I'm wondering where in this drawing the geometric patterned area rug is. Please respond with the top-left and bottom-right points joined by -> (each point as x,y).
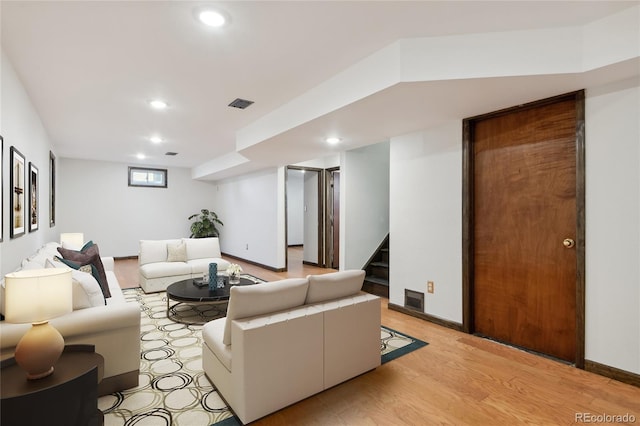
99,282 -> 428,426
381,326 -> 429,364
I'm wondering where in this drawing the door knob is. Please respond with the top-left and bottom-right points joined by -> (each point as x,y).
563,238 -> 575,249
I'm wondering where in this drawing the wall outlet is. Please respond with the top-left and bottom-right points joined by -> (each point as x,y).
245,243 -> 249,250
427,281 -> 434,294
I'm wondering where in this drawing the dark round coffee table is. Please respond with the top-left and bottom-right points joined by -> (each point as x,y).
166,276 -> 259,324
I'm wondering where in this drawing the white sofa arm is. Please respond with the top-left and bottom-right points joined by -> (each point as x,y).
1,302 -> 140,351
101,256 -> 115,271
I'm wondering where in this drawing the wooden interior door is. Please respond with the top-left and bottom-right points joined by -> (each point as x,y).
472,96 -> 579,362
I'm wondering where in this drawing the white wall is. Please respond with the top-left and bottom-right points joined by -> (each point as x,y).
214,168 -> 284,269
342,141 -> 390,270
389,121 -> 463,323
58,159 -> 216,257
286,170 -> 304,246
585,77 -> 639,374
1,51 -> 58,276
389,81 -> 640,375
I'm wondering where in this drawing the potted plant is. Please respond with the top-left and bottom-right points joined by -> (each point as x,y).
188,209 -> 223,238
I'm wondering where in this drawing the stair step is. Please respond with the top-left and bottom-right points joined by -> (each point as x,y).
380,248 -> 389,252
364,275 -> 389,287
370,261 -> 389,268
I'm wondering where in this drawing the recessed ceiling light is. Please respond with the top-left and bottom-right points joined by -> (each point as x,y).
149,136 -> 163,144
197,9 -> 226,27
326,137 -> 341,145
137,153 -> 146,160
149,100 -> 168,110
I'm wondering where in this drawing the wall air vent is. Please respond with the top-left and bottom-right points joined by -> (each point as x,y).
404,289 -> 424,312
165,152 -> 178,156
228,98 -> 254,109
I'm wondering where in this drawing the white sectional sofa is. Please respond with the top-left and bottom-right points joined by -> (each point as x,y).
202,270 -> 381,424
0,242 -> 141,395
138,237 -> 231,293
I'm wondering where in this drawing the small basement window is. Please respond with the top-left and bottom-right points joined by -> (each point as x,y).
128,167 -> 167,188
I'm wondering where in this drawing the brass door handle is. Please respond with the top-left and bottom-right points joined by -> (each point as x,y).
563,238 -> 575,249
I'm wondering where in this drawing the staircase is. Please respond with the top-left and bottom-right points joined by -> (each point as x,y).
362,235 -> 389,298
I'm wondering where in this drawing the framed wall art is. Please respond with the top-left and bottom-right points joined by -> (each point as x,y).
0,136 -> 3,242
29,162 -> 39,232
10,146 -> 26,238
49,151 -> 56,227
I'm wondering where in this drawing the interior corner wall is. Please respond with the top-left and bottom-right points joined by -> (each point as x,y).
342,141 -> 390,270
584,77 -> 639,374
389,121 -> 463,323
1,50 -> 58,276
214,168 -> 283,269
57,158 -> 216,257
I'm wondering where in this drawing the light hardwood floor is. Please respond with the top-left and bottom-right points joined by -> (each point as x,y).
114,249 -> 640,425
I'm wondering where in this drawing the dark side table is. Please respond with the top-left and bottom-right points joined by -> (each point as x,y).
1,344 -> 105,426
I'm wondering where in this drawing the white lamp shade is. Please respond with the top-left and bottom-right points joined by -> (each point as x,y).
5,269 -> 73,324
60,232 -> 84,250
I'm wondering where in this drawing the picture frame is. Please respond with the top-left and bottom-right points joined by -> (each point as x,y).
10,146 -> 26,238
49,151 -> 56,227
29,162 -> 39,232
0,136 -> 3,242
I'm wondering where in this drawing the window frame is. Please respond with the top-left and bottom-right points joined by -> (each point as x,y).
128,166 -> 168,188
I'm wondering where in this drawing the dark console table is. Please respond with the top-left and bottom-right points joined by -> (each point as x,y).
1,344 -> 104,426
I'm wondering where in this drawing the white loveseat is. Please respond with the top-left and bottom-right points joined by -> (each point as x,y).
0,242 -> 141,395
202,270 -> 381,424
138,237 -> 231,293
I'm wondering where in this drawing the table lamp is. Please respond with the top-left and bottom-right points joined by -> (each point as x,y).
4,268 -> 73,379
60,232 -> 84,250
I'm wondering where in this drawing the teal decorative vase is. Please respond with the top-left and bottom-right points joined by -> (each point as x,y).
208,263 -> 218,290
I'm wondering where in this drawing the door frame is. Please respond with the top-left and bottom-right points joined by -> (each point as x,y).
285,166 -> 324,269
461,90 -> 586,368
324,167 -> 340,269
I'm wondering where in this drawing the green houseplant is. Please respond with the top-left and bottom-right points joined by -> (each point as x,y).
188,209 -> 223,238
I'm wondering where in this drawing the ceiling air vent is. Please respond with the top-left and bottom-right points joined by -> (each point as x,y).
228,98 -> 254,109
165,152 -> 178,156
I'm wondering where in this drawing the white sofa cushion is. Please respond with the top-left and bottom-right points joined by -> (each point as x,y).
305,270 -> 365,304
139,239 -> 179,265
203,318 -> 232,371
223,278 -> 309,345
187,258 -> 231,275
45,258 -> 105,309
184,237 -> 221,261
71,269 -> 106,309
139,262 -> 191,279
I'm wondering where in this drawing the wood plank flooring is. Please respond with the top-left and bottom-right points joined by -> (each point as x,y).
114,248 -> 640,425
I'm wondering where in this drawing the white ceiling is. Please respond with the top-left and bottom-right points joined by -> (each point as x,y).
1,1 -> 637,180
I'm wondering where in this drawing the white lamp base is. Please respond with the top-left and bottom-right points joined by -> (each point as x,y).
15,321 -> 65,380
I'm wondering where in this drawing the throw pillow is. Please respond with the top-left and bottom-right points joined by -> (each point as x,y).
46,259 -> 106,308
167,242 -> 187,262
56,245 -> 111,298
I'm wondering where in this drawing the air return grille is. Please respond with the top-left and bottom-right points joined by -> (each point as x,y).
405,289 -> 424,312
228,98 -> 254,109
165,152 -> 178,156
